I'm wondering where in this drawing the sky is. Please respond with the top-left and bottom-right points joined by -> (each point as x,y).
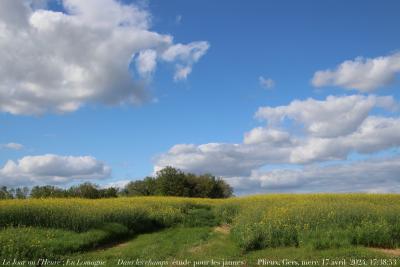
0,0 -> 400,194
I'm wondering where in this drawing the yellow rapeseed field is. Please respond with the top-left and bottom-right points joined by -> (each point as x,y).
1,194 -> 400,259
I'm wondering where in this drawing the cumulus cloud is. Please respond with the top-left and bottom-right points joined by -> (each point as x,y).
290,116 -> 400,163
256,95 -> 397,138
1,143 -> 24,150
136,49 -> 158,77
312,52 -> 400,92
161,42 -> 210,81
0,0 -> 209,115
155,143 -> 292,177
0,154 -> 111,187
259,76 -> 275,89
230,156 -> 400,194
154,95 -> 400,193
243,127 -> 291,145
155,115 -> 400,176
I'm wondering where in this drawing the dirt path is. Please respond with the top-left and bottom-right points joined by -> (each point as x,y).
188,225 -> 231,253
370,248 -> 400,257
213,224 -> 231,234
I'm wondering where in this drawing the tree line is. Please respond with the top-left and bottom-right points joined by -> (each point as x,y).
0,167 -> 233,199
0,183 -> 118,199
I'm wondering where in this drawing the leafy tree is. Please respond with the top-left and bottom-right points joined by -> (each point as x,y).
30,185 -> 65,198
67,182 -> 100,199
3,168 -> 233,200
122,177 -> 157,196
215,178 -> 233,198
99,187 -> 119,198
0,186 -> 14,199
122,167 -> 233,198
155,167 -> 187,196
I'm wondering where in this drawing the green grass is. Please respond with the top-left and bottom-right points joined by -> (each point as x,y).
71,227 -> 212,265
68,226 -> 395,267
0,202 -> 220,261
1,194 -> 400,266
0,223 -> 129,259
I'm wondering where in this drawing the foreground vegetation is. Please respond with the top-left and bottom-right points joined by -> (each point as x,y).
227,194 -> 400,251
0,194 -> 400,266
73,226 -> 388,267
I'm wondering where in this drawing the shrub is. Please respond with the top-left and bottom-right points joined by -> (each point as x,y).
351,220 -> 395,248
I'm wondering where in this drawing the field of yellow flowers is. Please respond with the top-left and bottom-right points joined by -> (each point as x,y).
0,194 -> 400,261
225,194 -> 400,251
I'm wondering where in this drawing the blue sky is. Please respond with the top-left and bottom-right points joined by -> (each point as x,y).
0,0 -> 399,193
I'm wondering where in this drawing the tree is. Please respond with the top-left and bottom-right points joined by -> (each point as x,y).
191,174 -> 233,198
99,187 -> 118,198
215,178 -> 233,198
3,168 -> 233,200
68,182 -> 100,199
155,167 -> 187,196
30,186 -> 65,198
0,186 -> 14,199
121,167 -> 233,198
122,177 -> 157,196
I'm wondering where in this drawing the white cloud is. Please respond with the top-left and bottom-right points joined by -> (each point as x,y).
290,116 -> 400,163
155,142 -> 292,177
2,143 -> 24,150
231,156 -> 400,194
259,76 -> 275,89
312,52 -> 400,92
0,0 -> 209,115
0,154 -> 111,187
174,65 -> 193,81
102,179 -> 130,189
256,95 -> 397,138
243,127 -> 291,145
154,95 -> 400,193
136,49 -> 157,77
161,42 -> 210,81
161,42 -> 209,63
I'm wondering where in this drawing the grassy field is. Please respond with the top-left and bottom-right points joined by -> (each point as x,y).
0,194 -> 400,266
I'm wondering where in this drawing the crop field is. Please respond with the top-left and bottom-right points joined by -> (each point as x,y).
0,194 -> 400,266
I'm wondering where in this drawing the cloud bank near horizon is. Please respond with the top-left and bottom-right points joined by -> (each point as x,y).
155,94 -> 400,194
0,154 -> 111,187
